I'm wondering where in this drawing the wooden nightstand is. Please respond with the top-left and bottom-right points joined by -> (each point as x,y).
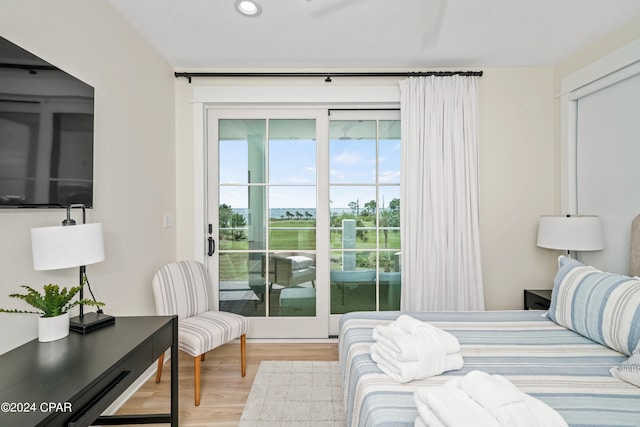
524,289 -> 552,310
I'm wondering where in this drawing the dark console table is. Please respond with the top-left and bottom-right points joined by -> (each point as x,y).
0,316 -> 178,427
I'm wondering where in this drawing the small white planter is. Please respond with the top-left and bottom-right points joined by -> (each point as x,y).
38,312 -> 70,342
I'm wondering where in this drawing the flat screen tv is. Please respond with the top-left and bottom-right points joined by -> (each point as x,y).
0,36 -> 94,208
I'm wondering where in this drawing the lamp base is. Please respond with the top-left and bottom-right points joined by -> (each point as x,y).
69,312 -> 115,334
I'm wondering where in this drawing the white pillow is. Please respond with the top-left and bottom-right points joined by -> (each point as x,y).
287,255 -> 313,270
611,349 -> 640,388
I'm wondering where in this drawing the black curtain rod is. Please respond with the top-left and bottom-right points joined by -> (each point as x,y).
174,70 -> 483,83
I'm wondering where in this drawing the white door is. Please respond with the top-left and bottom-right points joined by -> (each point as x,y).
207,108 -> 330,338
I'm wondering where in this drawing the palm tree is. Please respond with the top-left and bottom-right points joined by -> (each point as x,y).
364,200 -> 376,216
348,198 -> 360,217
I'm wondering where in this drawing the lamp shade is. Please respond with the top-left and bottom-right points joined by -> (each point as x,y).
31,223 -> 105,270
537,215 -> 604,251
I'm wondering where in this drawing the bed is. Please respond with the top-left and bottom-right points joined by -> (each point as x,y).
339,256 -> 640,426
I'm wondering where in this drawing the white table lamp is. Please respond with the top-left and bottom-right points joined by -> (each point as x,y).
537,214 -> 605,257
30,204 -> 114,333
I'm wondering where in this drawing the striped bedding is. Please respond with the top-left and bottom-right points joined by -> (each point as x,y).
339,310 -> 640,427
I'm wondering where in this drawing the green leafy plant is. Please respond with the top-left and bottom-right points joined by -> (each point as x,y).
0,284 -> 105,318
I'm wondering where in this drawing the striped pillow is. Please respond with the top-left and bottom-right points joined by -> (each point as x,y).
610,349 -> 640,387
548,256 -> 640,356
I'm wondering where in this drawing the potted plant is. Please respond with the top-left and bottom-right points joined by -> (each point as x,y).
0,284 -> 105,342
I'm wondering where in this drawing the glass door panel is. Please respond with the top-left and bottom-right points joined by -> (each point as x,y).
329,115 -> 402,317
209,110 -> 328,338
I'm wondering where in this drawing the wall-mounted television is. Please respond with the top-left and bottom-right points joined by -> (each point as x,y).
0,36 -> 94,208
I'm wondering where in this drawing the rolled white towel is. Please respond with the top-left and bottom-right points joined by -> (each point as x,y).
414,384 -> 500,427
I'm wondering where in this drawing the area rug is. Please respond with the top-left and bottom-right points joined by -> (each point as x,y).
239,360 -> 347,426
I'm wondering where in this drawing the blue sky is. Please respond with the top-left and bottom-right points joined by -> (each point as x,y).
218,119 -> 400,210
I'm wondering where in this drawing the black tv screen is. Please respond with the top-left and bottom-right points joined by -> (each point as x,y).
0,36 -> 94,208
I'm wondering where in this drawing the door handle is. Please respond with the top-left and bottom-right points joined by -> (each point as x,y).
208,237 -> 215,256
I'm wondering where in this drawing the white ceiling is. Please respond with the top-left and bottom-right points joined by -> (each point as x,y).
108,0 -> 640,70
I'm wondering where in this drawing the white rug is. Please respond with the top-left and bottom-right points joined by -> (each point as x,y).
239,361 -> 347,427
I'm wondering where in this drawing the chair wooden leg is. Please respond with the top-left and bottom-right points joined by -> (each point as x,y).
194,355 -> 201,406
240,334 -> 247,377
155,353 -> 164,383
201,353 -> 205,361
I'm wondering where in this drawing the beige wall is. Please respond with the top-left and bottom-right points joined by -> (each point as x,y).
478,68 -> 556,309
1,2 -> 636,320
173,69 -> 557,310
0,0 -> 176,318
555,16 -> 640,83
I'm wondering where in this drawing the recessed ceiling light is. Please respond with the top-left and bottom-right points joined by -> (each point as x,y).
235,0 -> 262,17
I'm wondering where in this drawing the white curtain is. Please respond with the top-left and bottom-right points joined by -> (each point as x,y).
399,76 -> 484,311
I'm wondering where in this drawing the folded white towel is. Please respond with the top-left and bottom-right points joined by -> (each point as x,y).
371,342 -> 463,383
414,416 -> 434,427
414,384 -> 500,427
371,316 -> 464,383
414,371 -> 568,427
372,319 -> 460,361
460,370 -> 568,427
395,314 -> 427,333
460,370 -> 525,415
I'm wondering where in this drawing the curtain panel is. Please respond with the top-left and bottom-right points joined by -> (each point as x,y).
399,76 -> 484,311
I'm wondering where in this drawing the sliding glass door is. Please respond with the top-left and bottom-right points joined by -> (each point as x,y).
206,108 -> 400,338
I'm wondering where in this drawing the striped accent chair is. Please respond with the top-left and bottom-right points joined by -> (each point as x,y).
152,260 -> 248,406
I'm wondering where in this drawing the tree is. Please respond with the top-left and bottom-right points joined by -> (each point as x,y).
389,198 -> 400,211
348,198 -> 360,217
218,204 -> 247,241
219,203 -> 233,229
230,213 -> 247,241
364,200 -> 376,216
379,198 -> 400,249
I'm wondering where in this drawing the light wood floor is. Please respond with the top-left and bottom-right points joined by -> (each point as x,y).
116,342 -> 339,426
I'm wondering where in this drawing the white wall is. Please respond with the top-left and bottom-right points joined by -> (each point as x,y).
552,16 -> 640,275
174,69 -> 557,310
0,0 -> 176,321
576,70 -> 640,273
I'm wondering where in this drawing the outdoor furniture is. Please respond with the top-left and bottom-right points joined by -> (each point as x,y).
263,252 -> 316,288
330,269 -> 376,304
279,287 -> 316,316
